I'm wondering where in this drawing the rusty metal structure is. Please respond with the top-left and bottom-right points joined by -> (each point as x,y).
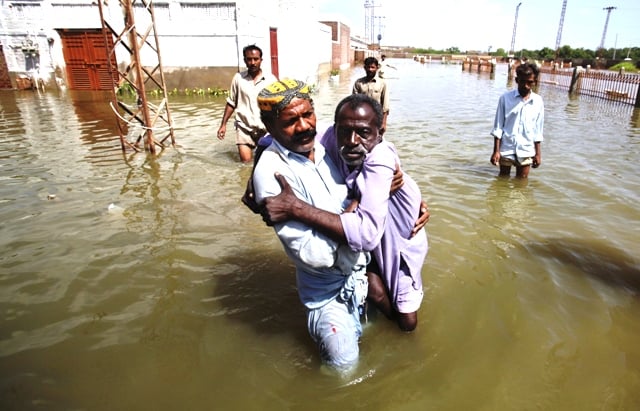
97,0 -> 175,154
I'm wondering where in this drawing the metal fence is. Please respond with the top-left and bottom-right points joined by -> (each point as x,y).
538,66 -> 640,107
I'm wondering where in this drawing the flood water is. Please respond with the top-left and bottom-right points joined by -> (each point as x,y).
1,60 -> 639,410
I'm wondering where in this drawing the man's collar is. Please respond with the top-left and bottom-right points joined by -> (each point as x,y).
241,70 -> 263,81
272,138 -> 324,163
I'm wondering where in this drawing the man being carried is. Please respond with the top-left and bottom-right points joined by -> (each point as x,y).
262,94 -> 429,332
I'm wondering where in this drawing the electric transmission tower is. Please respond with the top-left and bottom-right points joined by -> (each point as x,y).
97,0 -> 175,154
510,2 -> 522,56
598,6 -> 617,50
364,0 -> 378,45
554,0 -> 567,57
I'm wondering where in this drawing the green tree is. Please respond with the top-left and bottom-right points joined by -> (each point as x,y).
557,45 -> 573,59
519,49 -> 536,59
572,48 -> 595,59
539,47 -> 556,59
495,47 -> 507,57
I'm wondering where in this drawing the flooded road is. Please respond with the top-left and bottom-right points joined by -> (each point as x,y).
1,60 -> 639,410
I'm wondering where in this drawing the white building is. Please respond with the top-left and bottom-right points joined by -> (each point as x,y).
0,0 -> 336,90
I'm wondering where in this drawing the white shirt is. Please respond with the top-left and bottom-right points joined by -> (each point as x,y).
491,89 -> 544,158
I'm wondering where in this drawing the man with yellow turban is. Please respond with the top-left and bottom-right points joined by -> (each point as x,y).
252,79 -> 369,372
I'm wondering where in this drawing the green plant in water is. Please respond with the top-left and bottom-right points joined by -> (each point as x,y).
117,82 -> 136,96
148,86 -> 229,97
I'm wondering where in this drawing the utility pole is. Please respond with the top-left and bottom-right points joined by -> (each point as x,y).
598,6 -> 617,50
375,15 -> 385,50
364,0 -> 380,45
509,2 -> 522,56
554,0 -> 567,58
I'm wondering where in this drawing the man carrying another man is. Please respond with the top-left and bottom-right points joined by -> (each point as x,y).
252,79 -> 369,371
263,94 -> 428,332
251,79 -> 429,371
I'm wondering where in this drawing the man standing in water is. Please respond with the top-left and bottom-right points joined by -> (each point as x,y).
217,44 -> 277,163
490,62 -> 544,178
378,54 -> 397,79
252,79 -> 369,371
353,57 -> 389,134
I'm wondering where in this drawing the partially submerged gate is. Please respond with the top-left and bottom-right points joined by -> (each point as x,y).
57,29 -> 114,91
0,44 -> 14,89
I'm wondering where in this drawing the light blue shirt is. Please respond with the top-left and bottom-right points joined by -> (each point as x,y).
253,134 -> 368,310
491,89 -> 544,158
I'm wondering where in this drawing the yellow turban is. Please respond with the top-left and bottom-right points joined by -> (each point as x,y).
257,79 -> 311,114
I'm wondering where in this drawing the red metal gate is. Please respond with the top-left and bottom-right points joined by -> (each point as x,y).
0,44 -> 13,89
57,29 -> 115,91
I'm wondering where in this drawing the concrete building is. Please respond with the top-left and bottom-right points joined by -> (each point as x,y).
0,0 -> 352,91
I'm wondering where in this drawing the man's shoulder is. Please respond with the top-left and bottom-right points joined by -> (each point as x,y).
253,144 -> 284,179
234,71 -> 248,80
531,92 -> 544,104
261,73 -> 278,85
367,140 -> 398,167
499,89 -> 519,103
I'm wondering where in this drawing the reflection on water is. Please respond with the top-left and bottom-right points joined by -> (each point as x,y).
1,61 -> 640,410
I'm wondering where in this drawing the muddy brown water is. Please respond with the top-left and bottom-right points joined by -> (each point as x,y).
1,60 -> 639,410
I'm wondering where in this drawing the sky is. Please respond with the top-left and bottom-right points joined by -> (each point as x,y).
317,0 -> 640,52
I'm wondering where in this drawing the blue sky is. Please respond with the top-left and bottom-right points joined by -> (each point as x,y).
318,0 -> 640,52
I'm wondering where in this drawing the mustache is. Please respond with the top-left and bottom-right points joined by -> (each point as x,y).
293,129 -> 317,141
340,144 -> 368,156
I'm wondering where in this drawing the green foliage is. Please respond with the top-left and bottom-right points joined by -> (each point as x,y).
538,47 -> 556,60
164,87 -> 229,97
608,62 -> 639,73
116,82 -> 136,96
403,44 -> 638,62
494,48 -> 507,57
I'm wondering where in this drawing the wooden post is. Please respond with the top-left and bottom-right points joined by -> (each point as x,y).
635,82 -> 640,108
568,66 -> 579,94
